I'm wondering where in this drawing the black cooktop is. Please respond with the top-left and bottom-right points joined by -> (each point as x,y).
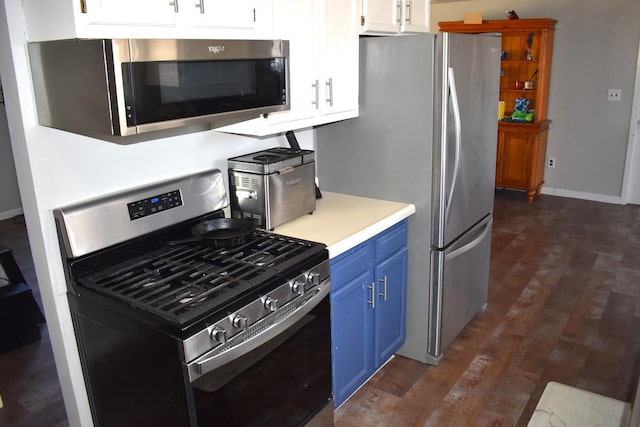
74,229 -> 327,330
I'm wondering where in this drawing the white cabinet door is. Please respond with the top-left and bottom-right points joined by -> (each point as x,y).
360,0 -> 399,34
319,0 -> 359,118
81,0 -> 177,26
182,0 -> 269,33
400,0 -> 429,33
359,0 -> 429,35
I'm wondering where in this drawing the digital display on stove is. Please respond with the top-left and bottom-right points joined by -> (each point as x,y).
127,190 -> 183,220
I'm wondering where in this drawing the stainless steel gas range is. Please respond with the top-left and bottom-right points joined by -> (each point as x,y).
54,169 -> 333,427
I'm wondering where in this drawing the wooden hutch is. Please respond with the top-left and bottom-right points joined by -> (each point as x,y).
439,18 -> 557,202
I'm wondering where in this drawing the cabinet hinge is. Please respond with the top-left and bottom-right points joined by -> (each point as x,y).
360,15 -> 365,26
79,0 -> 87,14
253,8 -> 256,22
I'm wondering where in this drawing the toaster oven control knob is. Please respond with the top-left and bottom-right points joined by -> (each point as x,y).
306,271 -> 321,285
232,314 -> 249,330
263,296 -> 279,312
291,280 -> 306,296
210,326 -> 227,344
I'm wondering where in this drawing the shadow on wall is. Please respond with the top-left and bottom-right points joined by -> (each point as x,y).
0,80 -> 22,220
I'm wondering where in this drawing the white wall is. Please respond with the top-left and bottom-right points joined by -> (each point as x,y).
431,0 -> 640,202
0,1 -> 313,425
0,102 -> 22,219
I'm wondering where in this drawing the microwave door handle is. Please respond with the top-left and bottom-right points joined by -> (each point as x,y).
445,66 -> 462,224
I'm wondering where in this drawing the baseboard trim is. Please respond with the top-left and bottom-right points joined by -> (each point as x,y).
0,208 -> 23,221
540,187 -> 622,205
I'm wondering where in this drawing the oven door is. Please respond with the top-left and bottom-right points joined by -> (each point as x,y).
187,285 -> 332,427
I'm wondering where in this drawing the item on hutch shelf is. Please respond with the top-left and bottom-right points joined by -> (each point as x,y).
506,10 -> 519,20
515,80 -> 525,90
28,39 -> 290,142
498,101 -> 506,120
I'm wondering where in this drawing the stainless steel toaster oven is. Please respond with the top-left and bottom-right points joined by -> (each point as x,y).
228,148 -> 316,230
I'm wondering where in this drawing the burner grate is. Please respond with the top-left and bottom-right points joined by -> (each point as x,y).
76,231 -> 326,326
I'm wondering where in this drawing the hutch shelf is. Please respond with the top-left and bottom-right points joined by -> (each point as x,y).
439,18 -> 557,202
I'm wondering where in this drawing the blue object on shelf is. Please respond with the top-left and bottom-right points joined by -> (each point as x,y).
514,97 -> 530,113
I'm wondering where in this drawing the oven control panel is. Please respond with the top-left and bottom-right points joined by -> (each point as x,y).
127,190 -> 183,220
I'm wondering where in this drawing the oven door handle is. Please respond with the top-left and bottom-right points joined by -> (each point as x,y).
187,280 -> 330,382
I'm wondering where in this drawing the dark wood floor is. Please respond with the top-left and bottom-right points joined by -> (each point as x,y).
0,215 -> 68,427
336,190 -> 640,426
1,190 -> 639,427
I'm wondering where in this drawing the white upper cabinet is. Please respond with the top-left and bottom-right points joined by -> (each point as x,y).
180,0 -> 266,32
217,0 -> 359,137
360,0 -> 429,35
24,0 -> 272,40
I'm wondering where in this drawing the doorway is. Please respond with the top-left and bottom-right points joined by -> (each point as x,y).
622,41 -> 640,205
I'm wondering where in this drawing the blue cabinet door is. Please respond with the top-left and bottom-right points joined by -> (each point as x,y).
330,219 -> 409,408
330,243 -> 374,408
374,248 -> 408,367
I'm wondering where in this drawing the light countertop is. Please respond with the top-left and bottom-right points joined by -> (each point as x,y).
273,192 -> 415,258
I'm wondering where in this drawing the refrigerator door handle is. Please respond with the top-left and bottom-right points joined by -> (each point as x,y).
445,66 -> 462,223
448,217 -> 492,262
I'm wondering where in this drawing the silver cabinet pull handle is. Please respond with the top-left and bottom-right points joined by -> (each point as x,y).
195,0 -> 204,13
405,1 -> 412,23
367,282 -> 375,308
311,80 -> 319,107
396,0 -> 401,24
379,276 -> 388,301
325,78 -> 334,107
169,0 -> 179,13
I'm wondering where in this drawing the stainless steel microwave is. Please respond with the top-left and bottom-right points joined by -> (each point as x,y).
28,39 -> 289,141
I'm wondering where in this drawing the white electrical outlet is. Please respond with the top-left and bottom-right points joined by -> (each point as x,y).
608,89 -> 622,101
548,157 -> 556,168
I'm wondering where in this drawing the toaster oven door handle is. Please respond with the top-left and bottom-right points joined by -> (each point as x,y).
187,280 -> 330,382
236,189 -> 257,199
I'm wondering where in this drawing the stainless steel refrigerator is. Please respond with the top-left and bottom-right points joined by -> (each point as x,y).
315,33 -> 501,365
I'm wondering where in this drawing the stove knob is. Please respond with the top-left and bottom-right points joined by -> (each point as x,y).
263,296 -> 279,312
232,314 -> 248,330
306,271 -> 321,285
210,326 -> 227,344
291,280 -> 306,296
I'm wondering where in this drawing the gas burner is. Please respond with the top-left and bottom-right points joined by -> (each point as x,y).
177,285 -> 210,307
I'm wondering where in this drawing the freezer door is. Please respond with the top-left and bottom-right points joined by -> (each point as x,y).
432,32 -> 501,248
428,214 -> 492,362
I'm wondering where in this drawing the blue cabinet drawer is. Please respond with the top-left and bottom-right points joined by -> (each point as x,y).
330,241 -> 373,293
375,219 -> 408,261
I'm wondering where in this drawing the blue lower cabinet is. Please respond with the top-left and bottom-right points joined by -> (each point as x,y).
330,220 -> 408,407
